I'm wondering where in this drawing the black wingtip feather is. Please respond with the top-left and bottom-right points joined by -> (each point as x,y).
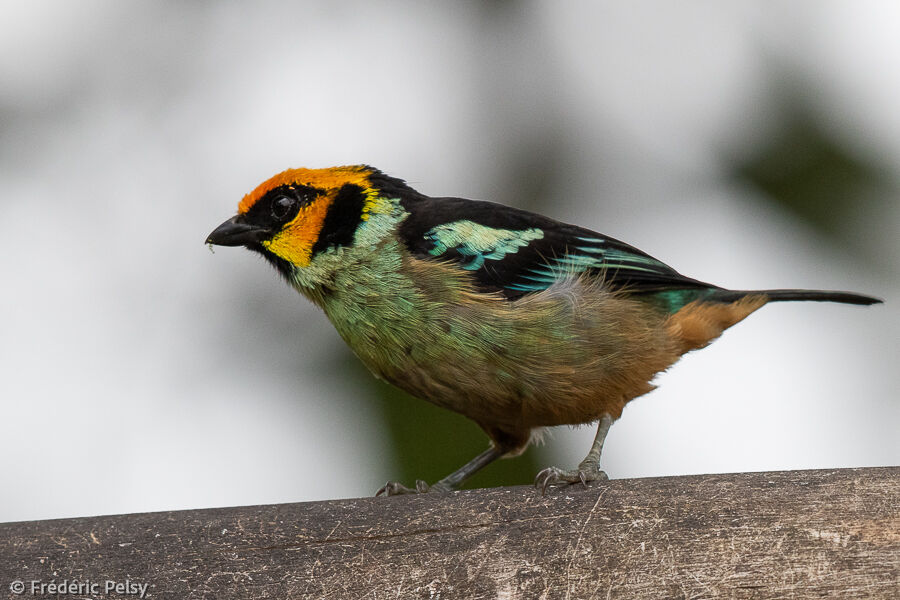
714,289 -> 883,306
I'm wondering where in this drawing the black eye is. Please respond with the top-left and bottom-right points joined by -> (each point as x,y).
271,196 -> 296,220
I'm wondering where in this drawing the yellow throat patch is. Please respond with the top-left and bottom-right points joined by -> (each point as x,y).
262,192 -> 334,267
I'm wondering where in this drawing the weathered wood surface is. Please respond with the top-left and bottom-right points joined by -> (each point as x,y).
1,467 -> 897,599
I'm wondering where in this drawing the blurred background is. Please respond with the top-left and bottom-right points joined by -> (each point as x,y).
1,1 -> 897,523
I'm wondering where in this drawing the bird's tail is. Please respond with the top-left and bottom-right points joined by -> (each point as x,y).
665,287 -> 881,353
710,289 -> 882,306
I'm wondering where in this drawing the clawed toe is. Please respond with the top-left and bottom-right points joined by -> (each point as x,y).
376,480 -> 422,496
534,466 -> 608,495
376,479 -> 451,497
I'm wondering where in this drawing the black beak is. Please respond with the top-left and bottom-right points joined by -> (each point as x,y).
206,216 -> 269,246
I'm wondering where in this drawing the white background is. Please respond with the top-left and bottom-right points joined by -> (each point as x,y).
1,1 -> 897,522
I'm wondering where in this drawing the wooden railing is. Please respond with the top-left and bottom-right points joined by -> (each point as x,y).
2,467 -> 897,599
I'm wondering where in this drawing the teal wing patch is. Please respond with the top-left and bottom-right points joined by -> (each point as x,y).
399,196 -> 715,301
505,235 -> 674,293
424,221 -> 544,271
420,221 -> 678,295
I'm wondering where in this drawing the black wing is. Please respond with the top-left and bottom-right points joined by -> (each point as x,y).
398,196 -> 715,300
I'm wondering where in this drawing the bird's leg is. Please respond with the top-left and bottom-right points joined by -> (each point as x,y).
376,446 -> 504,497
534,413 -> 614,494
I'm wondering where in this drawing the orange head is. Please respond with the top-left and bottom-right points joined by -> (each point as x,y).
206,165 -> 411,269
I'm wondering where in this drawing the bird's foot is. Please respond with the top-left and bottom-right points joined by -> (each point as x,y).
534,465 -> 608,495
375,480 -> 452,497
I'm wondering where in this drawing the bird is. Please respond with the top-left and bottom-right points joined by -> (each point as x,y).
206,165 -> 882,495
